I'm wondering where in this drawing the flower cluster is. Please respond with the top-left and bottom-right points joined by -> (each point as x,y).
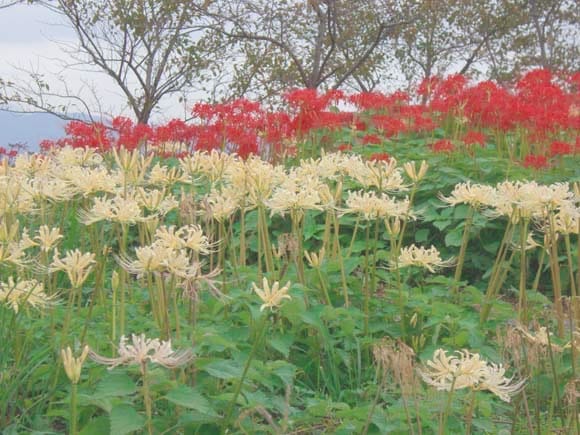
419,349 -> 525,402
89,334 -> 193,373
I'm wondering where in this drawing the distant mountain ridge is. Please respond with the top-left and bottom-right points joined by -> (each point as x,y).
0,111 -> 68,152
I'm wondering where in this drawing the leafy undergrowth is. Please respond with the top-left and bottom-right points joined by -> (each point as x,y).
1,119 -> 579,433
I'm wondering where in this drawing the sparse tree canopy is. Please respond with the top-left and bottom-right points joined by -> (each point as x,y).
1,0 -> 577,122
207,0 -> 412,99
4,0 -> 215,123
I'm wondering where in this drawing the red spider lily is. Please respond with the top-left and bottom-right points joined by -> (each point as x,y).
523,153 -> 549,169
428,74 -> 469,114
353,119 -> 368,131
549,141 -> 573,156
349,90 -> 409,112
63,121 -> 113,150
337,143 -> 352,152
284,88 -> 344,136
462,131 -> 486,147
412,116 -> 437,132
153,119 -> 197,146
311,111 -> 353,130
370,115 -> 407,137
361,134 -> 382,145
431,139 -> 454,153
369,152 -> 390,162
111,117 -> 153,150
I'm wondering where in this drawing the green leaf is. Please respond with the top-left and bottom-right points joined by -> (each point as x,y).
444,228 -> 463,247
94,372 -> 137,398
79,416 -> 109,435
109,404 -> 145,435
165,386 -> 217,416
414,228 -> 429,243
433,219 -> 452,231
268,334 -> 294,358
203,359 -> 243,379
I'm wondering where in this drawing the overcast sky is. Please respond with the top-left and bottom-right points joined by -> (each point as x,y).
0,3 -> 189,122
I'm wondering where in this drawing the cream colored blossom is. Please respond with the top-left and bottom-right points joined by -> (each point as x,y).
89,334 -> 193,373
304,247 -> 325,268
478,363 -> 526,402
61,345 -> 90,384
439,182 -> 496,208
112,147 -> 154,186
51,249 -> 96,287
418,349 -> 487,391
154,226 -> 185,250
178,225 -> 213,254
60,166 -> 117,196
202,186 -> 241,222
191,150 -> 236,184
252,277 -> 292,311
393,244 -> 454,273
0,242 -> 29,267
352,158 -> 406,192
0,175 -> 35,216
52,146 -> 103,168
488,181 -> 574,221
11,153 -> 52,177
266,175 -> 324,217
23,176 -> 76,202
34,225 -> 63,252
18,228 -> 37,250
403,160 -> 429,183
342,190 -> 412,220
0,277 -> 55,312
243,157 -> 286,206
553,203 -> 580,235
116,243 -> 171,275
147,162 -> 189,186
78,194 -> 148,225
136,187 -> 178,215
419,349 -> 525,402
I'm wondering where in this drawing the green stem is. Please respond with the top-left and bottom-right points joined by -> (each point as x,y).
518,219 -> 529,324
70,383 -> 78,435
564,234 -> 577,299
480,217 -> 515,323
258,205 -> 274,274
545,329 -> 566,428
361,369 -> 388,435
363,222 -> 371,335
316,267 -> 332,305
332,212 -> 349,307
141,364 -> 153,435
396,185 -> 418,255
347,215 -> 361,258
452,206 -> 474,297
439,377 -> 457,435
224,314 -> 268,428
464,388 -> 476,435
547,211 -> 564,337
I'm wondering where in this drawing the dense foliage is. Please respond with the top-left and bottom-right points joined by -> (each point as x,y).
0,69 -> 579,434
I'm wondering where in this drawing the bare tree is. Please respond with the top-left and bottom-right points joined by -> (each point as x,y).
207,0 -> 412,100
3,0 -> 215,123
487,0 -> 579,81
394,0 -> 521,86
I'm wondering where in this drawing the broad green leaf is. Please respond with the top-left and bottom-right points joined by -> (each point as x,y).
79,416 -> 110,435
414,228 -> 429,242
268,334 -> 293,358
165,385 -> 217,416
203,359 -> 244,379
94,373 -> 137,398
444,228 -> 463,247
109,404 -> 145,435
